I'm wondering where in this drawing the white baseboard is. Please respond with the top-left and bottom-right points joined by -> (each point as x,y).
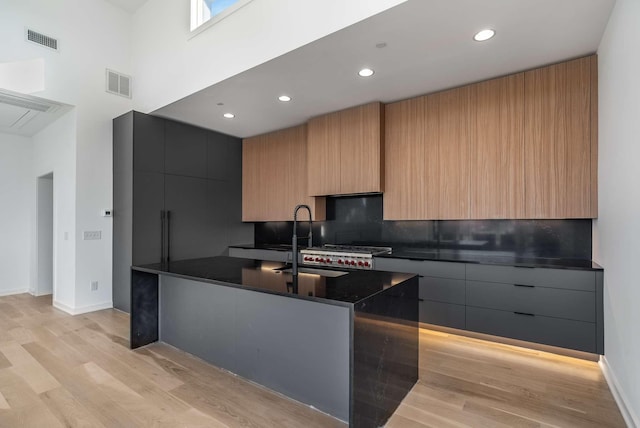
29,290 -> 53,297
53,300 -> 113,316
600,355 -> 639,428
0,288 -> 29,297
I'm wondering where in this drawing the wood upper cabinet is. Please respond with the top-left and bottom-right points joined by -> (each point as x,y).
307,112 -> 341,195
385,55 -> 597,220
524,55 -> 596,218
308,102 -> 383,196
384,97 -> 429,219
470,73 -> 525,218
436,86 -> 472,219
384,87 -> 470,220
242,125 -> 325,222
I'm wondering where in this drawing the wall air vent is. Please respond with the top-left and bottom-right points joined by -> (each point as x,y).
25,28 -> 58,51
106,69 -> 132,98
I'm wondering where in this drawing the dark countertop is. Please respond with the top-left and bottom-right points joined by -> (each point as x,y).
229,244 -> 603,271
132,256 -> 416,307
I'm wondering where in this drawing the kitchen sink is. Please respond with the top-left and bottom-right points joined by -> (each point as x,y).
274,267 -> 348,278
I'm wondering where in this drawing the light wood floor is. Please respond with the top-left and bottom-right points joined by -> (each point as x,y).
0,294 -> 626,427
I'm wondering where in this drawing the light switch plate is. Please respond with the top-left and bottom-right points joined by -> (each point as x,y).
83,231 -> 101,240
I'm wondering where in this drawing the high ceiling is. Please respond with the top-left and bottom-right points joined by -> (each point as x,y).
153,0 -> 615,138
105,0 -> 149,14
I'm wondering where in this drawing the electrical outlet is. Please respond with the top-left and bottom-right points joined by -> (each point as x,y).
90,281 -> 98,291
83,231 -> 102,240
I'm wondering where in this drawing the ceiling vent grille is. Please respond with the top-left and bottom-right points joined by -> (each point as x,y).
25,28 -> 58,51
106,69 -> 132,98
0,89 -> 60,113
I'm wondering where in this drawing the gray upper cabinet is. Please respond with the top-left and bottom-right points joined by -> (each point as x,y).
113,111 -> 253,313
133,112 -> 165,173
208,131 -> 240,181
165,121 -> 208,178
165,175 -> 210,261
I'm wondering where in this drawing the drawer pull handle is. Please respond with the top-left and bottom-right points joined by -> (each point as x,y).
514,265 -> 535,269
418,298 -> 425,302
514,284 -> 535,288
514,311 -> 535,317
418,275 -> 425,278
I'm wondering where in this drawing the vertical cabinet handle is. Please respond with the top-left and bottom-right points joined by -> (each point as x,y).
166,210 -> 171,264
160,210 -> 166,264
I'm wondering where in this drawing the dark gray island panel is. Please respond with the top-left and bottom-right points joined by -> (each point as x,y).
131,256 -> 418,427
159,274 -> 350,421
160,275 -> 237,372
234,288 -> 350,421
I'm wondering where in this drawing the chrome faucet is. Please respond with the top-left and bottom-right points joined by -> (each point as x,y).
292,205 -> 313,282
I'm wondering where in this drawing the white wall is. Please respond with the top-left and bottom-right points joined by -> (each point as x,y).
593,0 -> 640,425
0,133 -> 32,296
0,0 -> 133,312
31,110 -> 77,308
132,0 -> 407,113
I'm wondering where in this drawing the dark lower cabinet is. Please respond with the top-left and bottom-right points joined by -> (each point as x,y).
419,277 -> 465,304
466,306 -> 596,353
420,300 -> 465,329
466,280 -> 596,323
374,256 -> 604,354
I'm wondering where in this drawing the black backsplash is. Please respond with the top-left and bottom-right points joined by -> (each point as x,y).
254,195 -> 592,260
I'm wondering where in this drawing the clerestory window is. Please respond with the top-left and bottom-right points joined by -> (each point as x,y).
190,0 -> 254,33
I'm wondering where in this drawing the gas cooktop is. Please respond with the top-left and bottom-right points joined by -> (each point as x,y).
300,244 -> 392,270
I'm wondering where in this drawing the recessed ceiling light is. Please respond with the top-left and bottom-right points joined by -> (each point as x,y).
223,113 -> 235,119
473,29 -> 496,42
358,68 -> 375,77
278,95 -> 291,102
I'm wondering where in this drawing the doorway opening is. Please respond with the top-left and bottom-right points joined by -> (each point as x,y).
36,173 -> 53,297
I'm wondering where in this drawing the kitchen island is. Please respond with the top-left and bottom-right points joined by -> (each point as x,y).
131,256 -> 418,427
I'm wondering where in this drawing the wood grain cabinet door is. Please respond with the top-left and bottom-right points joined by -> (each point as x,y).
307,112 -> 341,196
524,55 -> 595,218
385,87 -> 472,220
384,96 -> 428,220
308,102 -> 383,196
339,102 -> 384,194
470,73 -> 525,219
434,86 -> 471,219
243,125 -> 325,221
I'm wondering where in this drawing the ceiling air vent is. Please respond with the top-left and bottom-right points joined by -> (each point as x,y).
0,89 -> 60,113
25,28 -> 58,51
106,69 -> 132,98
